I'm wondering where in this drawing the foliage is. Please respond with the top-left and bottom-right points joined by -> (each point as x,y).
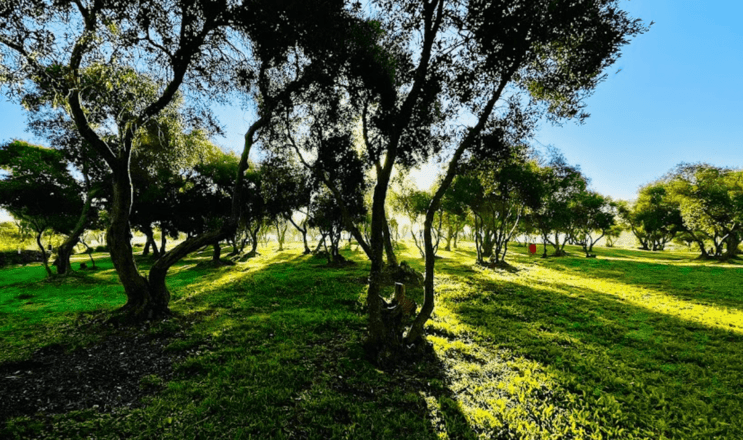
619,182 -> 684,251
0,221 -> 35,252
0,141 -> 83,234
570,192 -> 616,256
0,140 -> 85,275
530,152 -> 589,256
665,163 -> 743,258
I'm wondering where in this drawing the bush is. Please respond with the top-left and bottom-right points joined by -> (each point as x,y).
0,250 -> 45,268
93,245 -> 108,252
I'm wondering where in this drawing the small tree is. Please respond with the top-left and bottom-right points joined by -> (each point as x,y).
0,141 -> 82,276
604,224 -> 625,247
571,192 -> 615,257
666,163 -> 743,258
531,153 -> 588,257
619,182 -> 684,251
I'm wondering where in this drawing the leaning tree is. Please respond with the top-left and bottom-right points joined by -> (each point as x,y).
279,0 -> 646,361
1,0 -> 353,319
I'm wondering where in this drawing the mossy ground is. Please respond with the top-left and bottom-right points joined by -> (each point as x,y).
1,242 -> 741,439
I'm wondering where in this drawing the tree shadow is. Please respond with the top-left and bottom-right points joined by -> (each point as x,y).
537,250 -> 743,312
442,269 -> 743,438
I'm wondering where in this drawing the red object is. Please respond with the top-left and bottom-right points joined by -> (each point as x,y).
528,244 -> 537,255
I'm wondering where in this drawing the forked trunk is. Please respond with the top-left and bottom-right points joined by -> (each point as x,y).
143,225 -> 159,257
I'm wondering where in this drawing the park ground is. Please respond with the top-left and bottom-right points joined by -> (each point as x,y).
1,242 -> 742,439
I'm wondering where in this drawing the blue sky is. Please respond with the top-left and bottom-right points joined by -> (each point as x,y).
533,0 -> 743,200
2,0 -> 742,221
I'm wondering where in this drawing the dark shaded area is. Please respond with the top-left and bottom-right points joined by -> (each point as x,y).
0,326 -> 187,424
0,250 -> 45,268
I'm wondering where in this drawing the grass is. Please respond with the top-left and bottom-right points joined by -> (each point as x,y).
1,241 -> 742,439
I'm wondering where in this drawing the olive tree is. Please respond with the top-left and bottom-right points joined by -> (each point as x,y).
274,0 -> 645,361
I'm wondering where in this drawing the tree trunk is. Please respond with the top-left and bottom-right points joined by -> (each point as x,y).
301,229 -> 310,254
148,118 -> 265,300
248,224 -> 260,255
160,229 -> 167,254
213,240 -> 221,261
288,217 -> 311,254
725,232 -> 740,258
365,170 -> 394,357
227,235 -> 239,256
275,219 -> 289,252
108,166 -> 168,320
56,186 -> 96,275
383,214 -> 398,267
314,233 -> 327,253
36,229 -> 53,277
143,224 -> 159,257
444,226 -> 453,251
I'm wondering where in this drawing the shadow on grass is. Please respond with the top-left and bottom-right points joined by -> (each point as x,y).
441,263 -> 743,439
535,248 -> 743,312
0,245 -> 483,439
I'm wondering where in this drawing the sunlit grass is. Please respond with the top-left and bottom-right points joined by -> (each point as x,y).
1,241 -> 742,439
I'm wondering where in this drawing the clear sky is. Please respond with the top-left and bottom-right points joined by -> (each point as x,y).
2,0 -> 742,221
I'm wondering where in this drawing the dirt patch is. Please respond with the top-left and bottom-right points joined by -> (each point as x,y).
0,327 -> 187,424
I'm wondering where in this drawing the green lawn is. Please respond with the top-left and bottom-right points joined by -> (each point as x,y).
1,242 -> 741,439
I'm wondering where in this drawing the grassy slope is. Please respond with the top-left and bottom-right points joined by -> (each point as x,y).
1,243 -> 742,439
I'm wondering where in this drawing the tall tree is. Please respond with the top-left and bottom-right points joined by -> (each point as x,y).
1,0 -> 352,319
273,0 -> 645,360
1,0 -> 236,317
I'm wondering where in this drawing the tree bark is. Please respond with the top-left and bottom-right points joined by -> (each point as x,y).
160,229 -> 167,254
444,226 -> 453,251
107,165 -> 167,320
287,216 -> 311,254
142,224 -> 159,257
56,190 -> 95,275
725,232 -> 740,258
383,214 -> 398,267
212,240 -> 221,261
36,229 -> 53,277
148,117 -> 265,300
